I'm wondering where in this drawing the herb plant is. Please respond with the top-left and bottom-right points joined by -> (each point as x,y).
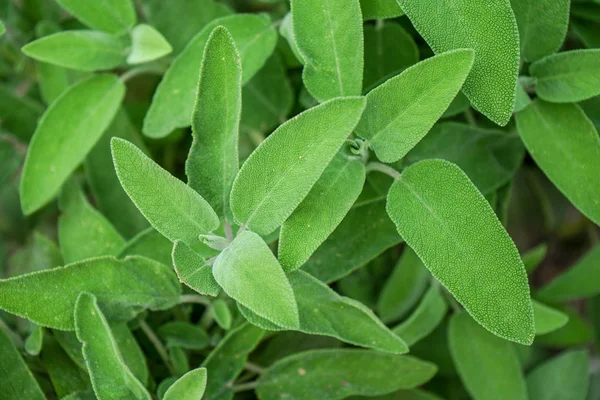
0,0 -> 599,399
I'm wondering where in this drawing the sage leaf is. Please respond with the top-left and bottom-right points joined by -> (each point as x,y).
257,349 -> 437,400
111,322 -> 150,386
20,74 -> 125,215
527,350 -> 589,400
231,96 -> 366,235
533,300 -> 569,335
127,24 -> 172,64
449,312 -> 528,400
22,31 -> 129,71
396,0 -> 520,125
74,293 -> 151,400
186,26 -> 241,222
163,368 -> 207,400
213,231 -> 299,329
523,243 -> 547,274
386,159 -> 534,344
515,100 -> 600,226
0,328 -> 45,400
536,306 -> 594,348
0,256 -> 181,330
143,14 -> 277,138
172,240 -> 221,297
360,0 -> 404,20
34,21 -> 70,105
55,0 -> 136,34
211,299 -> 232,330
24,324 -> 43,355
291,0 -> 363,101
41,337 -> 90,398
119,227 -> 173,266
111,138 -> 220,245
158,321 -> 209,350
356,49 -> 474,162
531,49 -> 600,103
279,151 -> 366,271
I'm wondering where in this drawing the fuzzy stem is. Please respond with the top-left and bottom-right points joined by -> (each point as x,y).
366,162 -> 401,179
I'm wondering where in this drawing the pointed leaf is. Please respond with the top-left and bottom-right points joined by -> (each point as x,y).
164,368 -> 207,400
172,240 -> 221,297
55,0 -> 136,34
127,24 -> 172,64
533,300 -> 569,335
523,243 -> 547,274
526,350 -> 589,400
0,328 -> 45,400
24,324 -> 43,356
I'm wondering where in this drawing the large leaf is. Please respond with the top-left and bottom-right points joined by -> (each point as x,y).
55,0 -> 136,34
515,100 -> 600,226
526,350 -> 589,400
356,49 -> 474,162
111,138 -> 220,245
396,0 -> 520,125
386,159 -> 534,344
164,368 -> 207,400
0,256 -> 180,330
172,240 -> 221,297
20,74 -> 124,215
230,96 -> 366,235
0,328 -> 45,400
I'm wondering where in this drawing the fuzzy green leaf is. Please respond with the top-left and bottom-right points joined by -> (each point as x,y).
526,350 -> 589,400
515,100 -> 600,226
386,159 -> 534,344
0,328 -> 45,400
360,0 -> 404,20
231,96 -> 366,235
211,299 -> 232,330
533,300 -> 569,335
55,0 -> 136,34
119,228 -> 173,266
158,321 -> 209,350
164,368 -> 207,400
172,240 -> 221,297
127,24 -> 172,64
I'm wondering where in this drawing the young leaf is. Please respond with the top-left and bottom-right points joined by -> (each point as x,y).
127,24 -> 172,64
211,299 -> 232,330
74,293 -> 151,400
279,151 -> 366,271
0,256 -> 181,330
172,240 -> 221,297
186,26 -> 241,222
449,312 -> 528,400
523,243 -> 547,274
0,328 -> 45,400
20,74 -> 124,215
22,31 -> 129,71
526,350 -> 589,400
158,321 -> 209,350
240,270 -> 408,354
356,49 -> 475,163
515,101 -> 600,226
510,0 -> 570,62
396,0 -> 520,125
533,300 -> 569,335
360,0 -> 404,20
143,14 -> 277,138
386,159 -> 534,344
291,0 -> 364,101
111,138 -> 220,245
213,231 -> 299,329
257,349 -> 437,400
24,324 -> 43,355
55,0 -> 136,34
230,96 -> 366,235
536,306 -> 593,348
163,368 -> 207,400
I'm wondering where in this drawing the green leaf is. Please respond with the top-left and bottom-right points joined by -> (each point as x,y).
74,292 -> 151,400
396,0 -> 520,125
41,337 -> 90,398
158,321 -> 209,350
213,231 -> 299,329
530,49 -> 600,103
386,159 -> 534,344
0,20 -> 4,36
127,24 -> 172,64
211,299 -> 232,330
533,300 -> 569,335
22,31 -> 129,71
111,322 -> 149,386
515,100 -> 600,226
7,231 -> 62,277
0,85 -> 43,141
360,0 -> 404,20
356,49 -> 474,162
119,228 -> 173,266
537,306 -> 593,348
240,270 -> 408,354
0,328 -> 45,400
523,243 -> 547,274
279,151 -> 366,271
449,312 -> 528,400
24,324 -> 43,355
526,350 -> 589,400
20,74 -> 125,215
537,246 -> 600,302
510,0 -> 569,62
186,26 -> 241,222
163,368 -> 207,400
291,0 -> 364,101
143,14 -> 277,138
55,0 -> 136,34
172,240 -> 221,296
231,96 -> 366,235
34,21 -> 71,105
111,138 -> 220,245
279,13 -> 304,65
257,349 -> 437,400
0,256 -> 181,330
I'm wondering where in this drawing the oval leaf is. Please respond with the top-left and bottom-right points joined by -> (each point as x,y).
55,0 -> 136,34
533,300 -> 569,335
127,24 -> 172,64
164,368 -> 207,400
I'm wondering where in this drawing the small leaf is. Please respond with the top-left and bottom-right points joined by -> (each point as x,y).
526,350 -> 589,400
256,349 -> 437,400
531,50 -> 600,103
111,138 -> 220,245
172,240 -> 221,297
158,321 -> 209,350
74,293 -> 151,400
211,299 -> 232,330
55,0 -> 136,34
533,300 -> 569,335
213,231 -> 299,329
20,74 -> 125,214
386,159 -> 534,344
291,0 -> 364,101
515,100 -> 600,226
0,256 -> 181,330
163,368 -> 207,400
0,328 -> 45,400
522,243 -> 547,274
127,24 -> 172,64
360,0 -> 404,20
231,96 -> 366,235
449,312 -> 528,400
24,324 -> 43,356
536,306 -> 593,348
279,151 -> 366,271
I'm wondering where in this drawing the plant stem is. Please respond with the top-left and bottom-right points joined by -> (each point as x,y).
244,361 -> 265,375
179,294 -> 211,306
224,222 -> 233,242
138,320 -> 176,375
366,162 -> 401,179
233,380 -> 259,393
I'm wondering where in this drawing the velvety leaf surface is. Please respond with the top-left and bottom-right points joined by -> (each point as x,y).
127,24 -> 172,64
526,350 -> 589,400
0,328 -> 45,400
163,368 -> 207,400
533,300 -> 569,335
360,0 -> 404,20
118,228 -> 173,266
55,0 -> 136,34
110,322 -> 149,386
172,240 -> 221,296
158,321 -> 209,350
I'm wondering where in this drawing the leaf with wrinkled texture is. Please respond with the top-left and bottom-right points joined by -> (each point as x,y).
127,24 -> 172,64
533,300 -> 569,335
55,0 -> 136,34
526,350 -> 589,400
164,368 -> 207,400
172,240 -> 221,297
0,328 -> 45,400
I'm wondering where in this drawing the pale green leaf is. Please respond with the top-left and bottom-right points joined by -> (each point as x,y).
279,13 -> 303,64
24,324 -> 43,355
523,243 -> 547,274
211,299 -> 232,330
34,21 -> 70,105
55,0 -> 136,34
536,306 -> 593,348
533,300 -> 569,335
172,240 -> 221,297
127,24 -> 172,64
386,159 -> 534,344
164,368 -> 207,400
158,321 -> 209,350
360,0 -> 404,20
514,79 -> 532,112
356,49 -> 474,162
527,350 -> 589,400
0,328 -> 45,400
396,0 -> 520,125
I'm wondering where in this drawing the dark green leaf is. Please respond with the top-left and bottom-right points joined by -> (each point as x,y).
0,328 -> 45,400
